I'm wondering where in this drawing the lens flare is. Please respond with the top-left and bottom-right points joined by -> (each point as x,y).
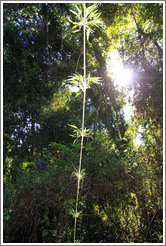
107,49 -> 132,88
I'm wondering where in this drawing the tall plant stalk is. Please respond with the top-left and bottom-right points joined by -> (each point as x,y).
68,4 -> 102,242
73,6 -> 86,243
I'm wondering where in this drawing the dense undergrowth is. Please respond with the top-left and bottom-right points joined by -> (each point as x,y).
3,2 -> 163,243
4,134 -> 163,243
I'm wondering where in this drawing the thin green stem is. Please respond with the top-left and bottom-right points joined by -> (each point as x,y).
73,181 -> 80,242
73,4 -> 86,243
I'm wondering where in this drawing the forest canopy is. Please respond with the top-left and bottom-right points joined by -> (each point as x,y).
3,2 -> 163,243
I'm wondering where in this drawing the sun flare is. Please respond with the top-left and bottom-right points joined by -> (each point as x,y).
114,67 -> 132,87
107,49 -> 132,88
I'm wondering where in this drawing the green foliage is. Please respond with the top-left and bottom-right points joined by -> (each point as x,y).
3,2 -> 163,244
3,133 -> 163,242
